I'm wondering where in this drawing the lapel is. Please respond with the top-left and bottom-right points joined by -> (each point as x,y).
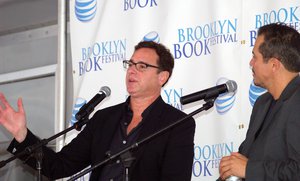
90,104 -> 124,180
262,76 -> 300,136
138,97 -> 165,141
256,99 -> 282,139
130,96 -> 165,166
95,104 -> 124,162
250,96 -> 273,142
244,76 -> 300,156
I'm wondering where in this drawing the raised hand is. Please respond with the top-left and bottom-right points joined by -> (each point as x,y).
0,93 -> 27,142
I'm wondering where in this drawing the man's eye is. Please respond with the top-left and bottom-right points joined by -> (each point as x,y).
139,64 -> 147,69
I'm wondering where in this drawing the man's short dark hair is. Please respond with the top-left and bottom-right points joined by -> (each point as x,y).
135,41 -> 174,86
257,23 -> 300,72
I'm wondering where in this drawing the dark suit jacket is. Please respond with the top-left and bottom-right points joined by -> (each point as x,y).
239,76 -> 300,181
8,96 -> 195,181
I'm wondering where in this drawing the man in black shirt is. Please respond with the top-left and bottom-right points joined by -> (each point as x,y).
0,41 -> 195,181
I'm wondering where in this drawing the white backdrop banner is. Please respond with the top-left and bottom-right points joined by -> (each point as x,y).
69,0 -> 300,180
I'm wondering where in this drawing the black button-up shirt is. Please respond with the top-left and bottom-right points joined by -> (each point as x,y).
99,97 -> 155,181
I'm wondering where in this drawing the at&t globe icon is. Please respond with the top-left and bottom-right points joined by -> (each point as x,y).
70,97 -> 87,125
215,78 -> 236,114
143,31 -> 160,43
249,80 -> 267,106
75,0 -> 97,22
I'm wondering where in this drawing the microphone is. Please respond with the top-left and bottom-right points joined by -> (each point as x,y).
75,86 -> 111,121
180,80 -> 237,105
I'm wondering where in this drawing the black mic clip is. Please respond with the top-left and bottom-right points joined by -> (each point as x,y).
203,88 -> 219,103
74,86 -> 111,131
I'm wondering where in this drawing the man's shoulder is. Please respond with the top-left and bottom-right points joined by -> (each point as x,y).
92,101 -> 125,118
155,97 -> 186,115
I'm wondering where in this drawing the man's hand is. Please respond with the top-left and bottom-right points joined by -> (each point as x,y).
219,152 -> 248,180
0,93 -> 27,142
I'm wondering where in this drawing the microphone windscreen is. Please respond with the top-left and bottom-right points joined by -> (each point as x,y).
100,86 -> 111,97
226,80 -> 237,93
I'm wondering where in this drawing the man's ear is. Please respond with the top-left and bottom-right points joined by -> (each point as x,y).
270,57 -> 281,72
158,71 -> 170,86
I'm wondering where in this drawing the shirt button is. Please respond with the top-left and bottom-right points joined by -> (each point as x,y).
123,140 -> 126,144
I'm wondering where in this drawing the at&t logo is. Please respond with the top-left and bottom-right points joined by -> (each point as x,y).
75,0 -> 97,22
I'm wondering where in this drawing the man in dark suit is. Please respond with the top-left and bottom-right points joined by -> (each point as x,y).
219,23 -> 300,180
0,41 -> 195,180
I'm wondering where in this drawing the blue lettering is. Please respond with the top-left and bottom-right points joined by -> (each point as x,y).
263,12 -> 268,25
194,146 -> 201,160
268,10 -> 277,23
173,44 -> 182,59
204,39 -> 211,55
124,0 -> 157,11
183,42 -> 193,58
203,24 -> 210,38
79,61 -> 84,76
255,6 -> 300,29
192,160 -> 212,177
212,144 -> 220,159
93,56 -> 102,71
178,29 -> 185,42
225,142 -> 234,154
93,43 -> 101,56
173,40 -> 210,59
211,159 -> 220,169
81,40 -> 126,61
85,58 -> 92,73
202,145 -> 211,160
173,89 -> 182,102
176,19 -> 237,43
163,88 -> 182,103
227,19 -> 237,33
203,160 -> 212,176
290,6 -> 299,21
218,20 -> 227,34
194,40 -> 203,56
118,40 -> 126,53
101,42 -> 109,55
78,57 -> 102,76
82,48 -> 88,60
278,8 -> 288,22
249,30 -> 257,47
163,89 -> 172,103
193,161 -> 202,177
169,102 -> 183,110
187,28 -> 195,41
194,143 -> 234,160
255,15 -> 262,29
194,26 -> 203,40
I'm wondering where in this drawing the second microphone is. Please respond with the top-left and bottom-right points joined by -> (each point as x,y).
180,80 -> 237,105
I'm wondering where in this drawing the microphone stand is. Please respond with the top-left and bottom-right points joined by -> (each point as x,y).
34,146 -> 43,181
120,151 -> 135,181
67,98 -> 216,181
0,116 -> 90,181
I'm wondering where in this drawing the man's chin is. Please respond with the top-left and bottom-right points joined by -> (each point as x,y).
253,81 -> 260,87
253,80 -> 265,88
252,78 -> 259,85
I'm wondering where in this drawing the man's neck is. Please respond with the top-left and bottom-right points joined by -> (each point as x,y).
269,73 -> 298,100
130,94 -> 160,115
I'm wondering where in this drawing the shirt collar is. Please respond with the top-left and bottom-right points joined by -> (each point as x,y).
124,96 -> 162,119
